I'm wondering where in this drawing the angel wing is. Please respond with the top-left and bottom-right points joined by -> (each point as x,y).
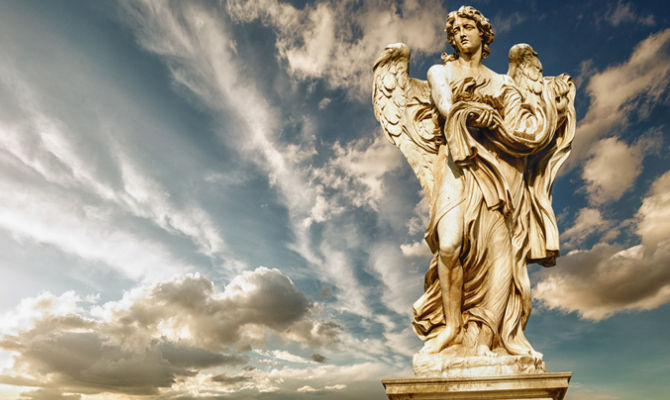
507,43 -> 544,104
506,43 -> 577,266
372,43 -> 444,200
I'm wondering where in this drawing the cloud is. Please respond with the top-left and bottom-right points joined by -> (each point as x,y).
211,373 -> 252,385
580,135 -> 660,205
0,21 -> 243,282
0,158 -> 189,282
325,384 -> 347,390
118,0 -> 382,321
400,240 -> 431,259
406,196 -> 430,235
492,11 -> 526,34
534,170 -> 670,320
17,389 -> 81,400
566,28 -> 670,171
603,1 -> 656,27
311,135 -> 403,212
318,98 -> 332,110
226,0 -> 448,100
637,169 -> 670,252
296,385 -> 318,392
560,208 -> 614,249
0,269 -> 337,396
369,242 -> 424,317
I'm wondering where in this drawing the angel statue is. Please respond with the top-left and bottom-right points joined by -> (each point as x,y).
372,6 -> 575,376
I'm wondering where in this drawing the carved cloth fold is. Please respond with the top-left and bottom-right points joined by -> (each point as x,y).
412,80 -> 576,355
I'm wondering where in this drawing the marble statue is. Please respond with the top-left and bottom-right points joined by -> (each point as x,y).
372,5 -> 575,377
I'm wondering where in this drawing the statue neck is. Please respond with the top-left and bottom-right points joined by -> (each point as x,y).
456,49 -> 483,69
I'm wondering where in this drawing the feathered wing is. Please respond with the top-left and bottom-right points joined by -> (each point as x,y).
506,43 -> 576,266
372,43 -> 444,201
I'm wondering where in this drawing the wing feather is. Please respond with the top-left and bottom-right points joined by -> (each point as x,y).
372,43 -> 444,200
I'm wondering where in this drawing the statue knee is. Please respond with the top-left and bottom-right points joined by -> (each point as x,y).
438,240 -> 460,267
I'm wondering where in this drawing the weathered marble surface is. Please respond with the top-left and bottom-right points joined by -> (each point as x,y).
372,5 -> 575,377
382,373 -> 571,400
413,353 -> 545,378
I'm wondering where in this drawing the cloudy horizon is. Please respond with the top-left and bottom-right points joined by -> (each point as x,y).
0,1 -> 669,399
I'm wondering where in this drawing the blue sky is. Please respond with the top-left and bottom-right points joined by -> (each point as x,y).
0,0 -> 668,399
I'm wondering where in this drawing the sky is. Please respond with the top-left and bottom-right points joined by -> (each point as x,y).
0,0 -> 668,399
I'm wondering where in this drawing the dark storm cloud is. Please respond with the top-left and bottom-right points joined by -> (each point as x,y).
158,341 -> 248,368
0,268 -> 338,395
2,328 -> 191,394
211,373 -> 252,385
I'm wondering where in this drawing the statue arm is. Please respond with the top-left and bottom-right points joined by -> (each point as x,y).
428,65 -> 453,118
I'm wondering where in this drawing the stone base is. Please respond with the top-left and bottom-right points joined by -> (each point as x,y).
413,353 -> 545,378
382,372 -> 571,400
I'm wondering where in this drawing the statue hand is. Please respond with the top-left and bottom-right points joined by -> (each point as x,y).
469,107 -> 499,130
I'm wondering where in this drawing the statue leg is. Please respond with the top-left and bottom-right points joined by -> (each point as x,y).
466,211 -> 513,356
420,203 -> 464,354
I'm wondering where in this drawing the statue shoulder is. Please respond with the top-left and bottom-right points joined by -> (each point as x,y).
427,64 -> 448,83
428,63 -> 460,90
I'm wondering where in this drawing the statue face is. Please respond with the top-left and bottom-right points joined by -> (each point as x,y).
451,16 -> 482,55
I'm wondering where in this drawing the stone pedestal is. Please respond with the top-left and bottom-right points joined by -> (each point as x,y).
413,353 -> 545,378
382,372 -> 571,400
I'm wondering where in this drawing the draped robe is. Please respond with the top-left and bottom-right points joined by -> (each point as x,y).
412,74 -> 575,356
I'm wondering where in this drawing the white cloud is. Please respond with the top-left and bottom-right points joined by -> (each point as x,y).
604,1 -> 656,27
581,133 -> 662,205
118,0 -> 377,321
0,163 -> 189,282
0,35 -> 238,281
534,170 -> 670,320
296,385 -> 317,392
406,196 -> 430,235
637,169 -> 670,253
581,138 -> 641,205
125,1 -> 416,325
312,135 -> 403,212
269,350 -> 312,364
566,28 -> 670,171
369,242 -> 423,317
400,240 -> 431,259
318,98 -> 332,110
117,155 -> 225,257
226,0 -> 448,99
325,384 -> 347,390
560,208 -> 613,250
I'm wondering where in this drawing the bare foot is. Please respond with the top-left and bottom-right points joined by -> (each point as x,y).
419,326 -> 463,354
475,344 -> 497,357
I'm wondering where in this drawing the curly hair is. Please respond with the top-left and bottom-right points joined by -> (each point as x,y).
442,6 -> 495,63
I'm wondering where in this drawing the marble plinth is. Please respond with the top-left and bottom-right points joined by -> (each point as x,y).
413,353 -> 545,378
382,372 -> 571,400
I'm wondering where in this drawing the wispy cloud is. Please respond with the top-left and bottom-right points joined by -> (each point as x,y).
116,0 -> 424,328
226,0 -> 448,100
492,11 -> 526,34
603,1 -> 656,27
0,23 -> 242,282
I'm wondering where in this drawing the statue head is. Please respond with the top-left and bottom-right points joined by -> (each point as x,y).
443,6 -> 494,62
